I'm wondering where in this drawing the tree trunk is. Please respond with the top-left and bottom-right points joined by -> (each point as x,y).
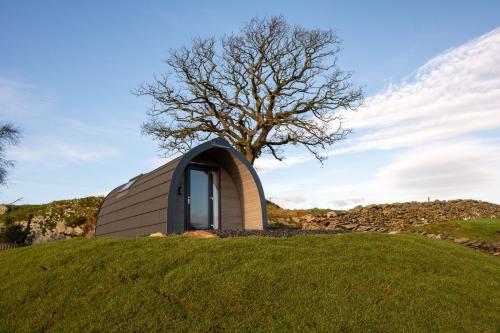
245,150 -> 255,165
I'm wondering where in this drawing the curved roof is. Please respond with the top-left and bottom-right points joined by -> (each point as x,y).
96,138 -> 267,236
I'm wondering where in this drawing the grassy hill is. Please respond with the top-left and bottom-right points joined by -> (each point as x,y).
1,234 -> 499,332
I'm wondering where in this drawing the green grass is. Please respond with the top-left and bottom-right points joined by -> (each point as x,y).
266,200 -> 339,219
0,234 -> 499,332
416,218 -> 500,241
0,204 -> 44,222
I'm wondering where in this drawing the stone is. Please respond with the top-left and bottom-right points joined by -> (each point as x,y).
339,223 -> 357,230
302,222 -> 322,230
149,232 -> 166,238
355,225 -> 371,232
325,211 -> 338,218
326,222 -> 339,229
0,205 -> 8,215
453,237 -> 469,244
182,230 -> 218,239
55,221 -> 66,234
302,214 -> 317,223
73,226 -> 84,236
329,199 -> 500,231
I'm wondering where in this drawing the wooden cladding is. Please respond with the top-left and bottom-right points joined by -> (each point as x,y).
96,138 -> 266,237
96,158 -> 181,236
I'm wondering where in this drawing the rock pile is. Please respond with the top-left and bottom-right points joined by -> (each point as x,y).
301,200 -> 500,231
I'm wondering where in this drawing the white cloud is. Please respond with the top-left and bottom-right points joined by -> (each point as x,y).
269,196 -> 307,207
331,198 -> 365,208
254,154 -> 312,173
376,139 -> 500,199
146,155 -> 179,170
258,27 -> 500,171
338,27 -> 500,153
264,27 -> 500,207
62,118 -> 137,137
10,142 -> 120,165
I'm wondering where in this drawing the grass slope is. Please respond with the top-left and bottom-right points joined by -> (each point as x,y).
1,234 -> 499,332
417,218 -> 500,241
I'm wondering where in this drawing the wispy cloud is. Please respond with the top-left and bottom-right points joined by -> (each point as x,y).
255,154 -> 311,173
376,139 -> 500,198
0,77 -> 52,118
257,27 -> 500,174
62,118 -> 138,137
331,198 -> 365,208
338,27 -> 500,153
263,27 -> 500,207
11,142 -> 120,165
0,78 -> 31,116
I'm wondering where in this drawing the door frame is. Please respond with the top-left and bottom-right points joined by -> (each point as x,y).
184,164 -> 220,231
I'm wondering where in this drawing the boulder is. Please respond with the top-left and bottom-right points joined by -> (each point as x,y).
301,222 -> 322,230
0,205 -> 9,215
149,232 -> 166,238
325,211 -> 338,219
302,214 -> 317,223
453,237 -> 469,244
55,221 -> 66,234
339,223 -> 357,230
183,230 -> 218,239
73,226 -> 84,236
356,225 -> 372,232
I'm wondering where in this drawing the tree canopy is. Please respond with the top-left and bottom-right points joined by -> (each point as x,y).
0,123 -> 21,185
138,16 -> 363,164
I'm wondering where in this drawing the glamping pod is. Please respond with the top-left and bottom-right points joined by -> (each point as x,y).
96,138 -> 267,236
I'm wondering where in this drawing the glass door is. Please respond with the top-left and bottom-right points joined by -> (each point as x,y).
186,166 -> 219,230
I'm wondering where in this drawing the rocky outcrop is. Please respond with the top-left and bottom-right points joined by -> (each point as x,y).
0,197 -> 103,244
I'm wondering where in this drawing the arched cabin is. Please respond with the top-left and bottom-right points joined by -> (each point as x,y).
96,138 -> 267,236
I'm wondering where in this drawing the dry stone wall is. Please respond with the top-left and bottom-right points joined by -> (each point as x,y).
296,199 -> 500,256
300,200 -> 500,231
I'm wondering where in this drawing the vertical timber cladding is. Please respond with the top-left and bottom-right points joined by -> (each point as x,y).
166,138 -> 267,233
96,138 -> 267,237
221,151 -> 264,230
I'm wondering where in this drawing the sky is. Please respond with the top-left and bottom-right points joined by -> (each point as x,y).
1,0 -> 499,208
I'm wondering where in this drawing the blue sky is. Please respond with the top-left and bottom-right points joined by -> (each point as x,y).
1,1 -> 500,208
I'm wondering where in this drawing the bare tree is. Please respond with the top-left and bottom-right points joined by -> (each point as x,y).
137,16 -> 363,164
0,123 -> 21,185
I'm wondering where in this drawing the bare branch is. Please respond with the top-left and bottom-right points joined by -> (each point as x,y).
136,16 -> 363,164
0,123 -> 21,186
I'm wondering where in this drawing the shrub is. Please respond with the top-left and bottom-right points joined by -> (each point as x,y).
0,216 -> 34,245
